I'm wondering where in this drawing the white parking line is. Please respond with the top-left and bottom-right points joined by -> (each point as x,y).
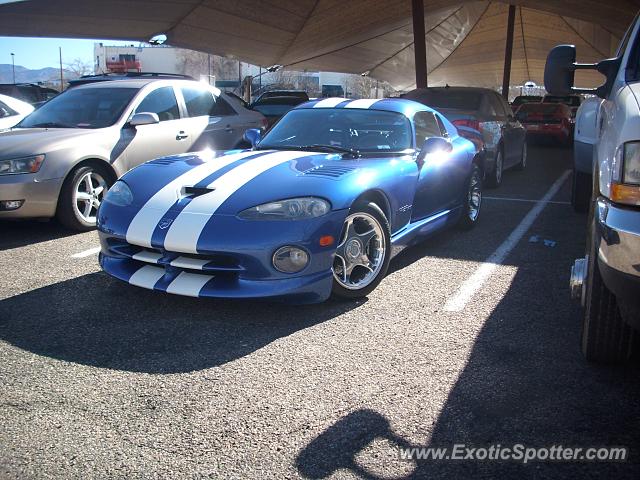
71,246 -> 101,258
444,170 -> 571,312
484,196 -> 570,205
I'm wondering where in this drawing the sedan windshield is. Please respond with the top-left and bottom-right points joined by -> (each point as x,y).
258,108 -> 412,153
18,87 -> 139,129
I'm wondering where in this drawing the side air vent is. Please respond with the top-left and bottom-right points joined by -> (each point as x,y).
147,157 -> 183,166
301,165 -> 357,178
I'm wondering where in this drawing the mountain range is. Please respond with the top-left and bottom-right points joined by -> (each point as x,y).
0,64 -> 77,84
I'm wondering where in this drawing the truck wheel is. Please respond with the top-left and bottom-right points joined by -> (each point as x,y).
581,226 -> 636,363
571,169 -> 591,213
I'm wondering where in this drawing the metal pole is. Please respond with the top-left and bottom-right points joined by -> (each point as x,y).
208,54 -> 211,85
59,47 -> 64,91
411,0 -> 427,88
10,53 -> 15,83
501,4 -> 516,99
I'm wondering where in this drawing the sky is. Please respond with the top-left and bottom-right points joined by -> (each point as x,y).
0,36 -> 139,69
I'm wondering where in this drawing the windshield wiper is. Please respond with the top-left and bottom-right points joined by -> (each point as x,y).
255,143 -> 360,158
28,122 -> 76,129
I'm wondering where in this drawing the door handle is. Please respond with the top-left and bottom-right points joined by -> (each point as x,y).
225,125 -> 233,133
176,131 -> 189,140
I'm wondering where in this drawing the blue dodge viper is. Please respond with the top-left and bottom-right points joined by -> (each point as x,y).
98,97 -> 482,303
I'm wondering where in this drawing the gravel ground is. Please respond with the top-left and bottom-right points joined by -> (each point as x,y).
1,144 -> 639,479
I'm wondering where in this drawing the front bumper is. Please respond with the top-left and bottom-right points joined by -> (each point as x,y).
0,174 -> 62,219
98,208 -> 347,304
595,197 -> 640,308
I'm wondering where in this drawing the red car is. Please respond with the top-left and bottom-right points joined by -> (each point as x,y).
515,102 -> 573,145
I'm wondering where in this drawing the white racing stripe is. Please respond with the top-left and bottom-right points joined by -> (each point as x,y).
163,151 -> 313,253
128,265 -> 165,289
345,99 -> 380,109
170,256 -> 210,270
132,250 -> 163,264
313,97 -> 347,108
444,170 -> 571,312
126,150 -> 259,248
166,271 -> 214,297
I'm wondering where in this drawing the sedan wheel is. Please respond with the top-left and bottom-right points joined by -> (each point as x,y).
487,148 -> 503,188
458,163 -> 483,229
74,171 -> 107,224
332,203 -> 391,299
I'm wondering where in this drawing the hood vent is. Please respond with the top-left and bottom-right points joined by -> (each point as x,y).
147,157 -> 186,166
301,165 -> 357,178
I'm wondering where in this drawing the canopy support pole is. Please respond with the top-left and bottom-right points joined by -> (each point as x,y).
412,0 -> 427,88
502,4 -> 516,99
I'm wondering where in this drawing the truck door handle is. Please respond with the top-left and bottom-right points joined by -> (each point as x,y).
176,131 -> 189,140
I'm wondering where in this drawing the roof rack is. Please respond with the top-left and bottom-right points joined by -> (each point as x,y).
77,72 -> 195,80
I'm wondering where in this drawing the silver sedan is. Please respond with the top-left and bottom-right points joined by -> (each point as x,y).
0,79 -> 267,230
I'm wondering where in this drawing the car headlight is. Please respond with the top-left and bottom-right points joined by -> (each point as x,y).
0,154 -> 45,175
238,197 -> 330,220
104,180 -> 133,207
611,142 -> 640,206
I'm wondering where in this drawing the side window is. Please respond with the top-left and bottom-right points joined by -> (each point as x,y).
181,87 -> 215,117
414,112 -> 442,145
488,93 -> 506,118
135,86 -> 180,122
435,115 -> 448,137
210,96 -> 237,116
0,100 -> 17,118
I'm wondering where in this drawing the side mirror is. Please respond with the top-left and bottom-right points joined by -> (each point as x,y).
544,45 -> 577,96
417,136 -> 452,167
243,128 -> 262,147
129,112 -> 160,127
544,44 -> 621,99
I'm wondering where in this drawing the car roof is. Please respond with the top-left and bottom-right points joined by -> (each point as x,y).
406,86 -> 495,94
70,78 -> 221,95
295,97 -> 438,118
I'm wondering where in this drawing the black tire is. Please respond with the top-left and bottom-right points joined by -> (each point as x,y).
514,140 -> 527,171
571,169 -> 591,213
581,225 -> 636,363
486,147 -> 504,188
331,202 -> 391,300
458,163 -> 483,230
57,163 -> 113,232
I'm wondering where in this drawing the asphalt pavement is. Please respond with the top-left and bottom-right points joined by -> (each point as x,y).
1,144 -> 639,479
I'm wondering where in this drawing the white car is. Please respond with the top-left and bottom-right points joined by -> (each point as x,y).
0,93 -> 34,130
545,13 -> 640,363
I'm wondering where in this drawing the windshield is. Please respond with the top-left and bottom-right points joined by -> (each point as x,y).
406,90 -> 482,111
543,95 -> 581,107
259,108 -> 412,153
512,96 -> 541,106
18,87 -> 139,129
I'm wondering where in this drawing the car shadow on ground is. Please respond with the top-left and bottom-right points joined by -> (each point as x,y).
295,259 -> 640,479
0,271 -> 365,374
0,219 -> 78,250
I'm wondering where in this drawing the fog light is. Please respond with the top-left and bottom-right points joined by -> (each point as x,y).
0,200 -> 24,211
272,246 -> 309,273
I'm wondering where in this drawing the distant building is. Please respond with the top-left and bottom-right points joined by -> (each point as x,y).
93,43 -> 387,100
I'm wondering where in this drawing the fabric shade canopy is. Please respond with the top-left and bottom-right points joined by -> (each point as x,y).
0,0 -> 637,89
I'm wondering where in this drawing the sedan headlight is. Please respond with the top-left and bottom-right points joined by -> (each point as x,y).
0,154 -> 45,175
104,180 -> 133,207
611,142 -> 640,206
238,197 -> 330,220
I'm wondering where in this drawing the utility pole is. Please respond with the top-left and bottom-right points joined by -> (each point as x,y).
59,47 -> 64,91
10,53 -> 15,84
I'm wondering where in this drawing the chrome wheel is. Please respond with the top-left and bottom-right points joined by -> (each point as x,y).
73,170 -> 107,224
468,167 -> 482,221
333,212 -> 386,290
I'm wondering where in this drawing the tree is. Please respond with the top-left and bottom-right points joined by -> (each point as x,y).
64,58 -> 92,78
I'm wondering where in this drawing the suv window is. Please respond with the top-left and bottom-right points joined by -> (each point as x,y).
414,111 -> 442,144
0,100 -> 17,118
135,86 -> 180,121
211,96 -> 237,116
181,87 -> 215,117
